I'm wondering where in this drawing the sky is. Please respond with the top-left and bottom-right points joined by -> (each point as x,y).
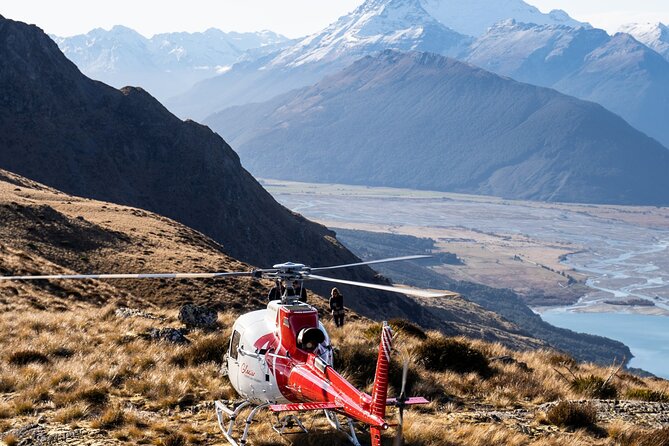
2,0 -> 669,38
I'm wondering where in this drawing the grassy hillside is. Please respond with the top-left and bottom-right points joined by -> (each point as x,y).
1,305 -> 668,445
0,170 -> 667,445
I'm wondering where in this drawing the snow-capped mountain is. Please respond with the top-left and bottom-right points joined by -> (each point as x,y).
420,0 -> 588,36
168,0 -> 474,118
463,21 -> 669,147
466,21 -> 609,85
619,22 -> 669,61
270,0 -> 469,68
52,27 -> 290,101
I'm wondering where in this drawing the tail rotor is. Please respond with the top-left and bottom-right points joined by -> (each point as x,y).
393,348 -> 410,446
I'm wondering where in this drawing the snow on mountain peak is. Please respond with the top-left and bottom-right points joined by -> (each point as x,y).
619,22 -> 669,60
420,0 -> 589,36
270,0 -> 468,68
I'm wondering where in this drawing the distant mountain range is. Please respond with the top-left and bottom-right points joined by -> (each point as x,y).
466,21 -> 669,148
207,50 -> 669,205
166,0 -> 586,119
52,26 -> 290,101
167,0 -> 474,119
419,0 -> 587,36
48,2 -> 669,150
163,0 -> 669,151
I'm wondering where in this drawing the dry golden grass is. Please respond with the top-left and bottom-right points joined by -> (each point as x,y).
1,305 -> 668,445
1,172 -> 668,445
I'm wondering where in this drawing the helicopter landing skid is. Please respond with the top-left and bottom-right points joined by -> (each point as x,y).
215,400 -> 270,446
324,409 -> 362,446
272,413 -> 308,435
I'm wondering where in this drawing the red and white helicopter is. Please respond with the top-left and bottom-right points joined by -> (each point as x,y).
1,255 -> 456,445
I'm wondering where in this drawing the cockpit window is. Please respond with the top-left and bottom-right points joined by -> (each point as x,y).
229,330 -> 241,360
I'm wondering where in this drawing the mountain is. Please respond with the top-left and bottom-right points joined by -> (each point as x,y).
166,0 -> 473,119
420,0 -> 587,36
52,26 -> 289,101
465,21 -> 610,86
206,50 -> 669,206
465,21 -> 669,148
167,0 -> 588,119
0,15 -> 441,321
620,22 -> 669,61
0,168 -> 556,351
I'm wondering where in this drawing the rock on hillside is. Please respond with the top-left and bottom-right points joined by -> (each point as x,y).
207,50 -> 669,206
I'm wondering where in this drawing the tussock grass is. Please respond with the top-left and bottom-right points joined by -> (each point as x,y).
570,375 -> 617,399
546,401 -> 597,428
388,318 -> 428,340
1,306 -> 668,445
8,350 -> 50,366
90,405 -> 126,430
415,336 -> 492,377
2,434 -> 19,446
52,402 -> 89,424
625,387 -> 669,402
635,427 -> 669,446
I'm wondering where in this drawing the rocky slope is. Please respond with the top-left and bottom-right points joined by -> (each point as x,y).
206,50 -> 669,206
0,168 -> 548,348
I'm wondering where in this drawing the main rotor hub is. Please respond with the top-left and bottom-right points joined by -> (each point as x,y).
269,262 -> 311,281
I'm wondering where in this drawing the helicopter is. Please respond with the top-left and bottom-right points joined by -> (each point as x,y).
0,255 -> 457,445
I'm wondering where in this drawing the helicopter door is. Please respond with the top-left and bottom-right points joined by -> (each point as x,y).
227,330 -> 241,390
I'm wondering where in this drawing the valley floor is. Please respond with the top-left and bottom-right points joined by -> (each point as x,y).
261,179 -> 669,313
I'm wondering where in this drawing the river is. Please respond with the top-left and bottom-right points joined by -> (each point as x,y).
263,180 -> 669,376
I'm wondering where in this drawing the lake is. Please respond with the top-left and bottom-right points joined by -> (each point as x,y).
541,309 -> 669,379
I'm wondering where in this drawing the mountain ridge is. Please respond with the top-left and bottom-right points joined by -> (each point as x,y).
167,0 -> 472,119
0,15 -> 435,322
619,22 -> 669,60
52,26 -> 290,101
207,50 -> 669,206
466,21 -> 669,147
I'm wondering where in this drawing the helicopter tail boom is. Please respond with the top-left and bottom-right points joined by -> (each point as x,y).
371,321 -> 393,419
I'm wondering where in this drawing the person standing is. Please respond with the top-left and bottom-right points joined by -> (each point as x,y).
267,280 -> 285,301
291,280 -> 308,303
329,287 -> 345,327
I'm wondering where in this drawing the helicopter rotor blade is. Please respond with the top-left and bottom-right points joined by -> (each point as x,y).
305,274 -> 457,298
310,255 -> 433,272
0,271 -> 255,281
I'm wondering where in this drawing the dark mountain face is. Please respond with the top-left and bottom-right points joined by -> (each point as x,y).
0,16 -> 439,321
207,50 -> 669,206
